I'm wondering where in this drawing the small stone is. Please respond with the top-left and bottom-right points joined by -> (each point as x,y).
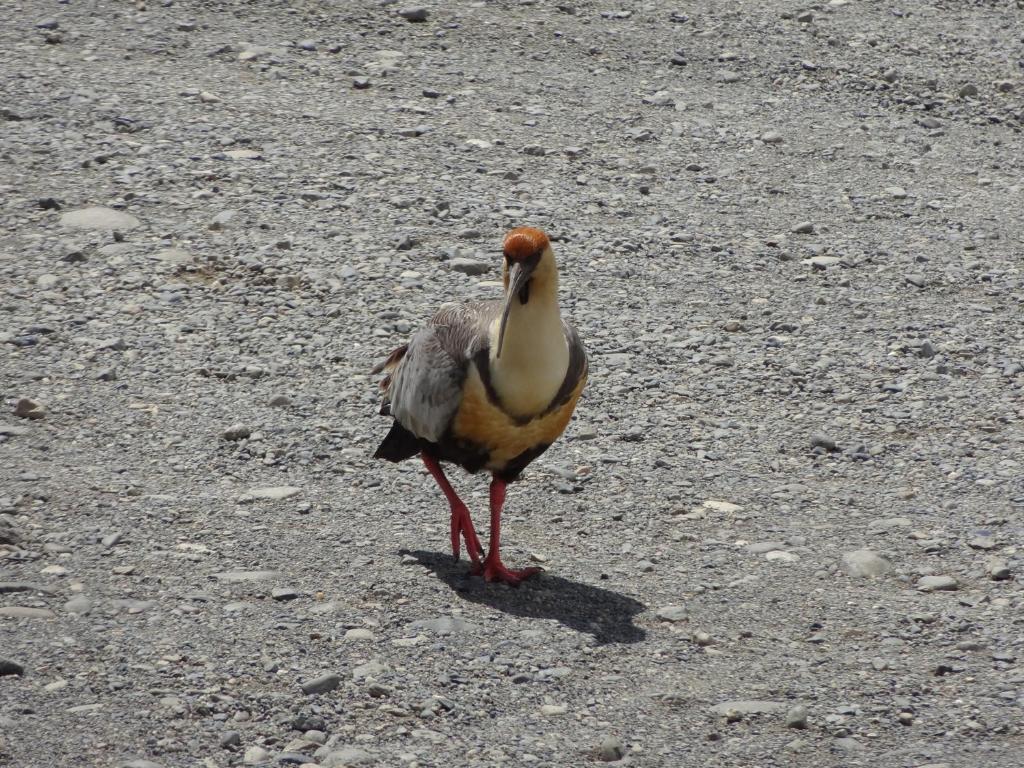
214,570 -> 281,583
0,607 -> 56,619
710,700 -> 786,716
596,735 -> 625,762
968,535 -> 996,550
353,77 -> 372,90
60,207 -> 141,231
297,39 -> 317,51
448,258 -> 490,276
809,432 -> 837,451
199,91 -> 220,103
540,704 -> 567,716
905,274 -> 927,288
271,587 -> 300,601
792,221 -> 814,234
353,660 -> 388,680
64,596 -> 93,615
223,149 -> 262,160
408,617 -> 477,635
987,557 -> 1011,581
322,748 -> 375,767
841,550 -> 893,578
209,210 -> 237,230
917,575 -> 959,592
656,605 -> 687,622
397,7 -> 428,22
760,130 -> 783,144
301,673 -> 341,695
959,83 -> 979,98
881,68 -> 898,83
219,731 -> 241,748
243,746 -> 270,765
248,486 -> 301,500
803,255 -> 841,268
0,659 -> 24,676
785,704 -> 808,728
796,11 -> 814,23
14,398 -> 45,420
221,424 -> 252,441
885,186 -> 908,199
344,628 -> 375,642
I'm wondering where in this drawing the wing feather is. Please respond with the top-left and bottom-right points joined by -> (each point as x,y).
379,301 -> 500,443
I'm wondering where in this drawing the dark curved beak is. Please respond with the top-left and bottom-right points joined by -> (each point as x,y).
496,260 -> 535,359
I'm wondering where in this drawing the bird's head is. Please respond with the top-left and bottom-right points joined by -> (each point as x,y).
497,226 -> 557,358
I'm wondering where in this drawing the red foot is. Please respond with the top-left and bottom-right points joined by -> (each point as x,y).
450,506 -> 484,564
471,556 -> 542,586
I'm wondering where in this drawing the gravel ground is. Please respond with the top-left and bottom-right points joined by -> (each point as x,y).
2,1 -> 1023,766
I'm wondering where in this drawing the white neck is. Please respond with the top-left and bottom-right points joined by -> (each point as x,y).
488,293 -> 568,419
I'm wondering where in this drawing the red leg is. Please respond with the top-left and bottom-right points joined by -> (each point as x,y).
421,454 -> 483,563
475,476 -> 542,586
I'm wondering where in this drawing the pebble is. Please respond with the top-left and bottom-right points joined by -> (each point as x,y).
247,486 -> 301,500
300,673 -> 341,695
710,700 -> 786,716
219,731 -> 241,748
786,704 -> 808,728
987,558 -> 1011,581
318,749 -> 374,767
967,535 -> 996,550
885,186 -> 908,199
408,616 -> 477,635
841,549 -> 893,578
352,660 -> 388,680
14,398 -> 45,420
809,432 -> 837,451
760,130 -> 783,144
540,704 -> 568,716
214,570 -> 282,583
917,575 -> 959,592
271,587 -> 300,601
655,605 -> 687,622
64,595 -> 94,615
60,207 -> 141,231
596,735 -> 625,762
792,221 -> 815,234
0,659 -> 24,676
448,257 -> 490,276
344,628 -> 375,642
243,746 -> 270,765
397,7 -> 428,22
220,423 -> 249,442
0,607 -> 56,619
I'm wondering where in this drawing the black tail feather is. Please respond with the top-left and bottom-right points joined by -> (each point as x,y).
373,421 -> 423,462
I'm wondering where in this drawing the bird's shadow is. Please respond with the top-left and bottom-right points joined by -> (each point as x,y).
402,549 -> 647,645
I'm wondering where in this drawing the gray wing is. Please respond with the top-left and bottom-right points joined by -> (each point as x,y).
386,301 -> 499,443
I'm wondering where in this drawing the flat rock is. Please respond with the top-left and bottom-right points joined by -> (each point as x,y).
655,605 -> 688,622
322,747 -> 376,767
301,673 -> 341,695
710,700 -> 787,715
0,607 -> 56,619
247,486 -> 301,500
917,575 -> 959,592
841,549 -> 893,578
60,207 -> 141,230
448,257 -> 490,275
213,570 -> 281,583
408,616 -> 477,635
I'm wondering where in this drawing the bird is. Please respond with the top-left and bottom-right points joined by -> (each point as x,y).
372,226 -> 587,585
